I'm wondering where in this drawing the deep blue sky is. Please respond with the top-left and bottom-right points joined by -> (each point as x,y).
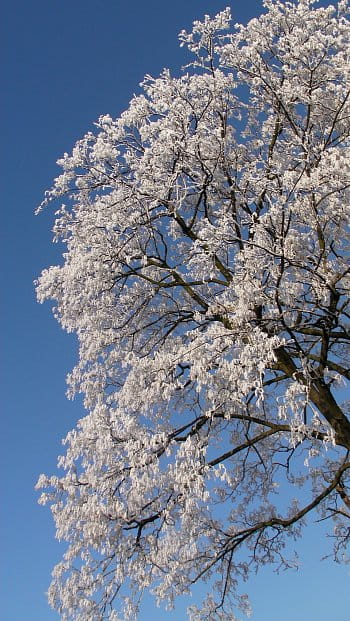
1,1 -> 349,620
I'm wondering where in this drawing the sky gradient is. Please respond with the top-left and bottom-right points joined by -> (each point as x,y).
1,1 -> 349,620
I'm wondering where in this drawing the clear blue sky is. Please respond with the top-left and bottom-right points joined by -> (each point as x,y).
1,1 -> 348,620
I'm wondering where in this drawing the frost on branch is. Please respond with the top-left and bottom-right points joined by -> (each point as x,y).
37,1 -> 350,619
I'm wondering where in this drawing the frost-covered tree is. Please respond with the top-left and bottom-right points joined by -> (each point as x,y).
36,1 -> 350,619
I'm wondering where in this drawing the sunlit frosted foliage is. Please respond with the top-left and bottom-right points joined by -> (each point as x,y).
37,1 -> 350,619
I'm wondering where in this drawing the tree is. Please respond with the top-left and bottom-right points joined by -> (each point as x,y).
36,1 -> 350,619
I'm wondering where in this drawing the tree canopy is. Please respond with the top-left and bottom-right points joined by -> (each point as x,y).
36,1 -> 350,619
